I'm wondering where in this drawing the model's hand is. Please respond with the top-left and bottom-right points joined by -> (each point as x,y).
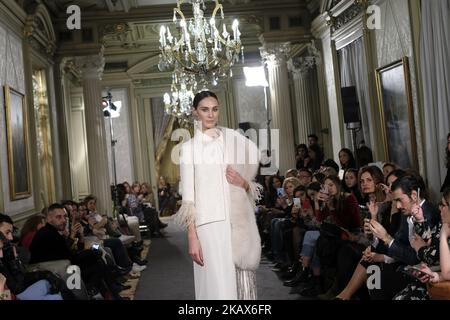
226,166 -> 248,190
188,235 -> 204,267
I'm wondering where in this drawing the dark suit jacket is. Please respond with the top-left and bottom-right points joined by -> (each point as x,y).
29,223 -> 74,264
383,200 -> 438,266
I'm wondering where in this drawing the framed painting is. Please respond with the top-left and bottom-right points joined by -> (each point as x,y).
4,85 -> 31,200
375,57 -> 418,170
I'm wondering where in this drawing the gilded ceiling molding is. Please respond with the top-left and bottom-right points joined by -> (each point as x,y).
23,3 -> 56,56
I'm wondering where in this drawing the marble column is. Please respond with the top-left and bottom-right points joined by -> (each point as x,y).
74,53 -> 112,215
260,42 -> 296,176
288,58 -> 314,146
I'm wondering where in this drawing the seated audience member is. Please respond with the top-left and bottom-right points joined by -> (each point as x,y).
356,145 -> 373,168
285,169 -> 298,179
297,168 -> 313,187
394,187 -> 449,299
20,214 -> 46,250
306,144 -> 324,173
296,144 -> 310,170
29,204 -> 128,300
1,213 -> 66,300
419,187 -> 450,284
382,162 -> 397,180
339,148 -> 357,170
342,169 -> 364,205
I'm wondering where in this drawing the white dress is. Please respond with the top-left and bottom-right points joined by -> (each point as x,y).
192,128 -> 237,299
175,125 -> 261,300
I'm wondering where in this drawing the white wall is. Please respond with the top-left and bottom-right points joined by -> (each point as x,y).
0,21 -> 35,215
233,77 -> 267,129
103,88 -> 134,185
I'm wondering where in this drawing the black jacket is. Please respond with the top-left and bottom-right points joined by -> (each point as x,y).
384,200 -> 438,266
29,223 -> 75,264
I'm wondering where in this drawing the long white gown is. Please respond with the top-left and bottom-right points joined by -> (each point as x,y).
192,128 -> 237,299
176,126 -> 260,300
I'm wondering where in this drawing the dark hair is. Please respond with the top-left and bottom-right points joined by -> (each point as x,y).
293,185 -> 307,195
298,168 -> 313,177
386,169 -> 406,184
324,175 -> 342,192
297,144 -> 308,152
308,134 -> 318,141
403,169 -> 429,200
313,172 -> 325,184
342,168 -> 359,190
323,159 -> 340,173
339,148 -> 357,169
358,165 -> 385,201
0,213 -> 13,226
308,144 -> 324,169
193,91 -> 219,109
383,162 -> 397,170
356,146 -> 373,168
307,182 -> 322,192
391,175 -> 422,198
84,195 -> 97,204
446,133 -> 450,169
20,214 -> 46,243
61,200 -> 78,210
47,203 -> 66,216
344,168 -> 359,177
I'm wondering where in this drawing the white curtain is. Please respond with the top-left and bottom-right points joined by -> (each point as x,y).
338,37 -> 374,152
151,97 -> 171,147
421,0 -> 450,199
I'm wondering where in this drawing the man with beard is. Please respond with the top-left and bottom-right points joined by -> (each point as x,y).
365,175 -> 439,299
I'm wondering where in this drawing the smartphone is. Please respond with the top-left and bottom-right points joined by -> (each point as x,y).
92,244 -> 100,250
277,188 -> 285,197
401,265 -> 433,279
293,198 -> 301,207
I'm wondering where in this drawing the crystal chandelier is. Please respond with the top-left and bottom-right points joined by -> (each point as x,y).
163,69 -> 197,122
159,0 -> 244,121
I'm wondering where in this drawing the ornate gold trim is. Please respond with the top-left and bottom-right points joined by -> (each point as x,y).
4,85 -> 32,200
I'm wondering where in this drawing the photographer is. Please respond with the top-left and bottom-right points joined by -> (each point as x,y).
0,213 -> 64,300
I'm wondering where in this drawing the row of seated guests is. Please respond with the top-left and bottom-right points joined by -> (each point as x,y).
1,194 -> 151,300
119,182 -> 168,238
256,139 -> 449,299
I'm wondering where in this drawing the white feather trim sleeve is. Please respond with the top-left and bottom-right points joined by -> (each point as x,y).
247,181 -> 264,208
173,200 -> 196,229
